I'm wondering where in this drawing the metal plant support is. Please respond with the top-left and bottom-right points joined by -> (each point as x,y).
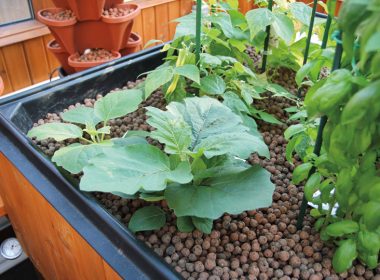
261,0 -> 273,72
195,0 -> 202,64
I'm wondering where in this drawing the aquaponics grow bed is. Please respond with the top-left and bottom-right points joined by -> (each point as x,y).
0,45 -> 181,279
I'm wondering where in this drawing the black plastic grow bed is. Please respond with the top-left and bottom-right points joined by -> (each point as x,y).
0,45 -> 181,279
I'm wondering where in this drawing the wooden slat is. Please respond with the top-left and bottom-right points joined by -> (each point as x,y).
0,153 -> 121,280
141,7 -> 157,46
168,0 -> 180,39
131,14 -> 143,50
23,37 -> 51,84
0,49 -> 13,94
180,0 -> 193,16
155,3 -> 170,42
1,44 -> 31,91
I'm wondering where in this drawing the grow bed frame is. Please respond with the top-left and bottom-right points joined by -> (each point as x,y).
0,44 -> 182,279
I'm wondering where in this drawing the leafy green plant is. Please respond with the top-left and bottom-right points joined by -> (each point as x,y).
28,89 -> 145,174
80,96 -> 275,233
287,0 -> 380,272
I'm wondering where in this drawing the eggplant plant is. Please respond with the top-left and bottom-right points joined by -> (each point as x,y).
286,0 -> 380,272
28,88 -> 146,174
80,96 -> 275,233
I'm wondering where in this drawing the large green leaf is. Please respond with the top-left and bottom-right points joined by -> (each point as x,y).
165,165 -> 274,219
200,75 -> 226,95
174,12 -> 197,38
144,66 -> 174,98
94,89 -> 143,121
147,96 -> 269,159
174,65 -> 200,84
28,123 -> 83,141
332,239 -> 357,273
146,107 -> 192,159
80,144 -> 193,195
246,8 -> 274,39
272,14 -> 294,45
128,206 -> 166,232
52,143 -> 106,174
61,107 -> 101,126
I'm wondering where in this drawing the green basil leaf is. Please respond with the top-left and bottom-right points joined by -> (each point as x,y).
332,239 -> 357,273
246,8 -> 274,39
272,14 -> 294,45
284,124 -> 306,140
292,162 -> 313,184
145,66 -> 174,98
325,220 -> 359,237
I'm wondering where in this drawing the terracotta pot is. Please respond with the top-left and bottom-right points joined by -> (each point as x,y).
51,0 -> 69,8
37,8 -> 77,54
120,32 -> 142,56
101,3 -> 141,52
68,50 -> 121,72
104,0 -> 124,9
47,40 -> 75,75
0,76 -> 4,96
66,0 -> 106,21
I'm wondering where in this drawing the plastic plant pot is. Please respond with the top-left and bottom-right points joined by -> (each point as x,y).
46,40 -> 75,75
66,0 -> 106,21
68,50 -> 121,72
0,76 -> 4,96
120,32 -> 142,56
101,3 -> 141,52
37,8 -> 77,54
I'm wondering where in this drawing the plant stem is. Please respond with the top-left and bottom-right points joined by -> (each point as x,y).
101,121 -> 107,142
80,137 -> 93,144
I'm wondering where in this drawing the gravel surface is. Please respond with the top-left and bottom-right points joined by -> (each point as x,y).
73,48 -> 116,62
102,7 -> 134,17
41,10 -> 75,20
30,71 -> 380,280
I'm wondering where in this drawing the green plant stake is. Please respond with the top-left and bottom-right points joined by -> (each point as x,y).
261,0 -> 273,72
296,31 -> 343,230
195,0 -> 202,64
296,0 -> 318,97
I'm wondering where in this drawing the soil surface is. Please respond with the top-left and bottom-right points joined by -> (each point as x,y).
31,74 -> 380,280
102,7 -> 134,17
73,48 -> 116,62
41,10 -> 75,20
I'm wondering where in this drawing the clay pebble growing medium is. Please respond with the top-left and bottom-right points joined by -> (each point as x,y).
41,9 -> 76,21
72,48 -> 116,62
31,66 -> 380,279
102,7 -> 134,17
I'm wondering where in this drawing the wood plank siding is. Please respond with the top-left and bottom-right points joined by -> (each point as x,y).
0,153 -> 122,280
0,0 -> 193,96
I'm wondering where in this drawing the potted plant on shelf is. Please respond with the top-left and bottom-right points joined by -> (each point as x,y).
38,1 -> 141,73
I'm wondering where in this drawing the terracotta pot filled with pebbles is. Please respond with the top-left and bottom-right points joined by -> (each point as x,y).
30,68 -> 380,280
68,48 -> 121,72
37,8 -> 77,54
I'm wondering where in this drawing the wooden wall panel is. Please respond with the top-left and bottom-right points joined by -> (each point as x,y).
155,4 -> 170,42
23,37 -> 51,84
0,153 -> 121,280
0,0 -> 192,96
1,44 -> 32,90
